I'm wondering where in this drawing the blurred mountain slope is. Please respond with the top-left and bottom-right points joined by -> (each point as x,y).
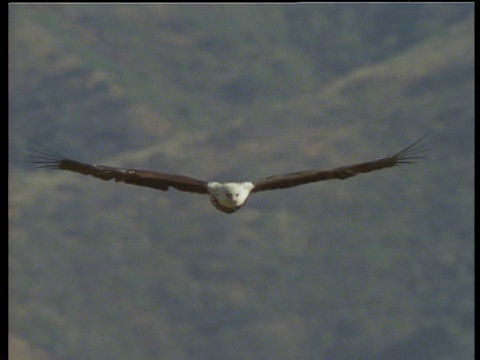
9,4 -> 473,360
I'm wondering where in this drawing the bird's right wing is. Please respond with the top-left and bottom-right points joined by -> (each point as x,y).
29,148 -> 210,194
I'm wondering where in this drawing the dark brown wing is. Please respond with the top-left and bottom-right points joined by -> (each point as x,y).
252,133 -> 431,193
29,148 -> 209,194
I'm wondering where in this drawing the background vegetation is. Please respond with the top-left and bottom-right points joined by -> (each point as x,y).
10,4 -> 473,359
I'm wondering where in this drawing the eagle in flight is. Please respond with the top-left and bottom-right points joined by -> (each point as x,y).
30,134 -> 430,214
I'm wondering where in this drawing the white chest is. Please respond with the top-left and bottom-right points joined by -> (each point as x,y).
207,182 -> 254,210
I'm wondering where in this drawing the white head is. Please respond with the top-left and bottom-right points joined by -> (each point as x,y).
207,182 -> 255,213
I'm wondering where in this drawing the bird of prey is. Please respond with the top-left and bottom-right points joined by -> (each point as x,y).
30,134 -> 430,214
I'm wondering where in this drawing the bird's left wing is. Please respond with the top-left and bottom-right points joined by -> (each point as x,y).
252,133 -> 431,193
30,149 -> 210,194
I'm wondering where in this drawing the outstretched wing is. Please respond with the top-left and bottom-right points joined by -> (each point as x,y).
29,148 -> 209,194
252,133 -> 431,193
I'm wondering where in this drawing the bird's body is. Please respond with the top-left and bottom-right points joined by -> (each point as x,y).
30,133 -> 431,213
207,182 -> 255,213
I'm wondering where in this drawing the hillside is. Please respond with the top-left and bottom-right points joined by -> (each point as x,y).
9,4 -> 473,359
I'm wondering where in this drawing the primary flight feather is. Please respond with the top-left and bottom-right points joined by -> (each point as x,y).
30,134 -> 430,214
